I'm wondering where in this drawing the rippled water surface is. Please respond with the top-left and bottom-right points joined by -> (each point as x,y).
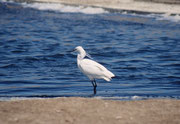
0,1 -> 180,100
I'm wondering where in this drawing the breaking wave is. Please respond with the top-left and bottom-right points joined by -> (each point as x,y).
1,0 -> 180,22
21,2 -> 108,14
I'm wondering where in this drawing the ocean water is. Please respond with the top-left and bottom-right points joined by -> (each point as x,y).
0,0 -> 180,100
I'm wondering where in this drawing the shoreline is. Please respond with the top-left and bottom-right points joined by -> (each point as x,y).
0,97 -> 180,124
13,0 -> 180,14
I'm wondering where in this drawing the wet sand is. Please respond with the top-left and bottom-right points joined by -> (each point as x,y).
26,0 -> 180,14
0,97 -> 180,124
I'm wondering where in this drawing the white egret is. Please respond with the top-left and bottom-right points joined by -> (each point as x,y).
74,46 -> 115,94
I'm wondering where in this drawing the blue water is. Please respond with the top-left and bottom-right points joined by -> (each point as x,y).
0,1 -> 180,100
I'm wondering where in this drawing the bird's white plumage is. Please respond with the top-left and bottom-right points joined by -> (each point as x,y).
74,46 -> 115,82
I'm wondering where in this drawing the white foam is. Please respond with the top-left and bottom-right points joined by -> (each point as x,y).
0,97 -> 45,101
121,12 -> 180,23
22,2 -> 108,14
131,95 -> 141,100
0,0 -> 13,3
156,13 -> 180,22
94,96 -> 146,100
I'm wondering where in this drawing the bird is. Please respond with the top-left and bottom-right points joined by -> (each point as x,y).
73,46 -> 115,94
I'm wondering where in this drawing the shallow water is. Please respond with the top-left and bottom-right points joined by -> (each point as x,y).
0,1 -> 180,100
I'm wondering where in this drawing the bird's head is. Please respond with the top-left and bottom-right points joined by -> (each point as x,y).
74,46 -> 85,54
73,46 -> 86,59
73,46 -> 93,59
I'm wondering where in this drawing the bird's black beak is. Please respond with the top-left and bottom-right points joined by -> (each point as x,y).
73,49 -> 76,52
68,49 -> 76,53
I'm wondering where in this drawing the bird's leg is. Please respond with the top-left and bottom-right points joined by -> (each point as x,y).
91,81 -> 95,87
93,79 -> 97,94
91,80 -> 96,94
94,79 -> 97,87
91,80 -> 97,94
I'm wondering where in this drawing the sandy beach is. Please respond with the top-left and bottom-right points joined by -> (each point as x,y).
0,97 -> 180,124
22,0 -> 180,14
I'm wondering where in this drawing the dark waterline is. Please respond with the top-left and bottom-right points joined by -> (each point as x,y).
0,1 -> 180,100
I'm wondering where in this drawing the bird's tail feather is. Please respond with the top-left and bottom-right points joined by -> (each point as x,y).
103,70 -> 115,81
105,70 -> 115,78
103,77 -> 111,81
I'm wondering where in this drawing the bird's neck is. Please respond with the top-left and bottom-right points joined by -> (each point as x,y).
77,54 -> 84,60
77,51 -> 86,60
77,52 -> 85,65
77,54 -> 81,66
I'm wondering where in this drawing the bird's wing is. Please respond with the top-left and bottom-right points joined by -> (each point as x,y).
79,59 -> 114,77
81,59 -> 107,71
